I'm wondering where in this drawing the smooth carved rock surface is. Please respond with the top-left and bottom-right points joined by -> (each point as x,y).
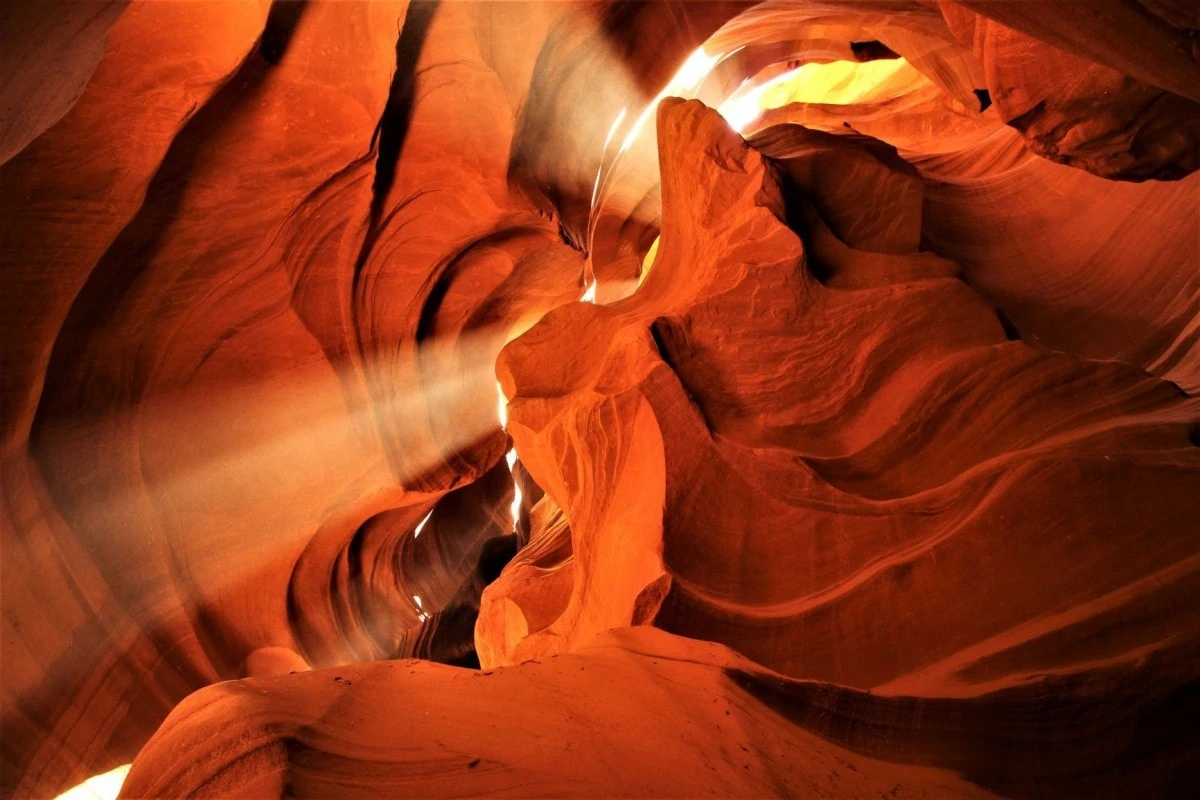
488,100 -> 1200,789
120,628 -> 994,798
122,627 -> 1198,798
939,0 -> 1200,181
1,0 -> 1198,797
3,1 -> 584,793
0,0 -> 130,165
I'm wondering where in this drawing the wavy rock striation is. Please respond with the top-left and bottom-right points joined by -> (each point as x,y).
121,626 -> 1198,798
484,99 -> 1200,792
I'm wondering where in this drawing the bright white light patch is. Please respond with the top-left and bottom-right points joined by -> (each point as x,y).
581,282 -> 597,303
412,509 -> 433,540
504,447 -> 522,532
497,381 -> 508,428
589,46 -> 741,253
719,58 -> 916,133
412,594 -> 430,621
618,46 -> 724,155
675,47 -> 725,90
718,68 -> 801,132
510,481 -> 523,532
55,764 -> 131,800
591,106 -> 628,213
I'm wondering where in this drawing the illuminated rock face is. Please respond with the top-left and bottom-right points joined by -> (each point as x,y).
494,101 -> 1200,703
1,1 -> 1197,798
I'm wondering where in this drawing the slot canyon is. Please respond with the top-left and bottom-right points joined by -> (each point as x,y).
2,1 -> 1199,797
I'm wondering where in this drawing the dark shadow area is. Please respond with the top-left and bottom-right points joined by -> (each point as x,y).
850,40 -> 901,61
367,0 -> 441,222
727,642 -> 1200,798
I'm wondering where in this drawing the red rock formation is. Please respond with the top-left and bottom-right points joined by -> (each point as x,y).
1,1 -> 1197,797
489,100 -> 1200,694
121,628 -> 1002,798
2,1 -> 578,793
939,1 -> 1200,181
119,626 -> 1199,798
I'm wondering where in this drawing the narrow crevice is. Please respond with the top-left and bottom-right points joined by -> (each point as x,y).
258,1 -> 307,64
650,317 -> 719,435
558,220 -> 585,252
414,227 -> 535,346
994,308 -> 1022,341
368,1 -> 442,217
849,40 -> 901,61
353,0 -> 441,288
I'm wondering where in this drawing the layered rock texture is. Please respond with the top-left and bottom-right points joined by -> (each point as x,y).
1,1 -> 1197,798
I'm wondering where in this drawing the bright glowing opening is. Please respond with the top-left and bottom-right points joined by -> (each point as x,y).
498,385 -> 521,532
412,509 -> 433,540
719,58 -> 915,133
719,74 -> 789,132
581,282 -> 597,303
55,764 -> 131,800
509,459 -> 523,533
640,236 -> 660,286
496,381 -> 508,428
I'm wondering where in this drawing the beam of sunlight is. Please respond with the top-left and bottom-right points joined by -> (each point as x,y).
617,47 -> 726,156
54,764 -> 130,800
31,323 -> 523,671
588,46 -> 739,252
590,106 -> 628,214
